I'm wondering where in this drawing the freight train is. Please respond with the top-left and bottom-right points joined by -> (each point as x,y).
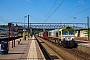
38,26 -> 77,48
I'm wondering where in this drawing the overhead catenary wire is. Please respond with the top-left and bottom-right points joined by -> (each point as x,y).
44,0 -> 65,23
62,8 -> 90,21
0,19 -> 7,23
30,15 -> 44,21
59,0 -> 87,22
13,15 -> 44,24
44,0 -> 57,21
0,16 -> 8,23
75,17 -> 86,22
31,16 -> 41,23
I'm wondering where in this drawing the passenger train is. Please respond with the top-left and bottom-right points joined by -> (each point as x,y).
38,26 -> 77,48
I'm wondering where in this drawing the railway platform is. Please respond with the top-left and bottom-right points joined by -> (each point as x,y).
0,36 -> 45,60
75,40 -> 90,54
75,40 -> 90,47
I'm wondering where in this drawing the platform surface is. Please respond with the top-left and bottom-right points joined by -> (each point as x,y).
75,40 -> 90,47
27,35 -> 45,60
0,36 -> 45,60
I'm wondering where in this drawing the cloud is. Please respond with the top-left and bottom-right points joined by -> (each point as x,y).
75,0 -> 86,6
77,0 -> 85,4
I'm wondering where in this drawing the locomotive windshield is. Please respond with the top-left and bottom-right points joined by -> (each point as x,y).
62,30 -> 74,35
62,30 -> 68,35
69,30 -> 74,35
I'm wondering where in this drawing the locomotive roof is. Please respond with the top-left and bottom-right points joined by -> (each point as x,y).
48,26 -> 74,32
59,26 -> 74,31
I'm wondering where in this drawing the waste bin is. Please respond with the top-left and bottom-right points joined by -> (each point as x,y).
0,39 -> 8,54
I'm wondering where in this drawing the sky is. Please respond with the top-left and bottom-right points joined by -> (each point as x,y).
0,0 -> 90,27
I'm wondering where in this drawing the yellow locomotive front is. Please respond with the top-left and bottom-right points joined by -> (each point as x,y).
59,27 -> 77,48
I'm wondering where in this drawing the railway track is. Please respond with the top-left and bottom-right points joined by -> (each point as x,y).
64,48 -> 90,60
36,36 -> 64,60
36,36 -> 90,60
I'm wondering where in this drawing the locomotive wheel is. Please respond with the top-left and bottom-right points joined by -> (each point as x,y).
70,40 -> 77,48
61,40 -> 68,48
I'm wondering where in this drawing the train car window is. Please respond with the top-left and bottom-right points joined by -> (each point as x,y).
69,30 -> 74,35
62,30 -> 68,35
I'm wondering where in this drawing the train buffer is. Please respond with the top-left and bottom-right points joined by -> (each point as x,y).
0,36 -> 46,60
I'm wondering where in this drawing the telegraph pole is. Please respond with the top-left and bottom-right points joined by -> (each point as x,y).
87,16 -> 89,40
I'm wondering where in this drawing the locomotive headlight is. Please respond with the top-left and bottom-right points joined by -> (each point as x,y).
71,37 -> 75,40
62,37 -> 65,39
62,37 -> 65,40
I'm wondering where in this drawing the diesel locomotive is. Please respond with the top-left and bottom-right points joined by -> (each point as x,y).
38,26 -> 77,48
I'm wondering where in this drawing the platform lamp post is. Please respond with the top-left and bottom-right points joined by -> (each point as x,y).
28,15 -> 30,37
23,16 -> 27,40
73,17 -> 76,28
87,16 -> 89,40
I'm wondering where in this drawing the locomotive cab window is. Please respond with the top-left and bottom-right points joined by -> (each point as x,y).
69,30 -> 74,35
62,30 -> 68,35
